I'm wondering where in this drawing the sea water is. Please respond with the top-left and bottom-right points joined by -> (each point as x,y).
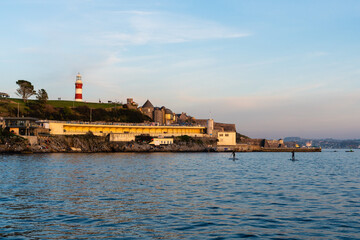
0,151 -> 359,239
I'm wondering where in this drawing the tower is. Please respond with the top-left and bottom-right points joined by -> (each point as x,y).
207,119 -> 214,136
75,73 -> 83,102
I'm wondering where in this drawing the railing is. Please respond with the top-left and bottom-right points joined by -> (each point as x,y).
45,120 -> 205,128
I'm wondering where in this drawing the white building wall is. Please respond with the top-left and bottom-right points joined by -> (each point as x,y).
217,131 -> 236,146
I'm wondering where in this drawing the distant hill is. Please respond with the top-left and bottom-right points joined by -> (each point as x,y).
0,98 -> 151,123
284,137 -> 360,149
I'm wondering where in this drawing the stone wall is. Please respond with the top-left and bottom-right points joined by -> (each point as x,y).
193,119 -> 236,132
109,133 -> 135,142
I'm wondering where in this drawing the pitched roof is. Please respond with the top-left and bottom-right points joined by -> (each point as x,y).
165,108 -> 173,114
142,100 -> 154,108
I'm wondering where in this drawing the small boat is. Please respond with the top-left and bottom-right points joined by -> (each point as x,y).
346,149 -> 354,152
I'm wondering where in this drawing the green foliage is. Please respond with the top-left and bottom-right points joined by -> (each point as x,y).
62,106 -> 72,116
85,131 -> 94,137
89,107 -> 151,123
176,135 -> 192,143
26,101 -> 45,118
0,127 -> 13,138
75,105 -> 90,117
0,127 -> 24,144
36,89 -> 48,104
178,135 -> 192,142
16,80 -> 36,102
135,134 -> 153,143
175,135 -> 204,144
1,98 -> 151,123
47,100 -> 116,108
59,106 -> 75,120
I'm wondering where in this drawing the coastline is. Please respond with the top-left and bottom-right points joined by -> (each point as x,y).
0,135 -> 321,154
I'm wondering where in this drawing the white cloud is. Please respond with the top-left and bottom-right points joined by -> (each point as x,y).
94,11 -> 250,46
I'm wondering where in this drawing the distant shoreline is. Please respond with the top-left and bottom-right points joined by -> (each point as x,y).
0,134 -> 321,154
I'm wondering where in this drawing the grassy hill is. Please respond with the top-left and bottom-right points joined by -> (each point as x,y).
0,98 -> 151,123
47,100 -> 117,108
6,98 -> 117,108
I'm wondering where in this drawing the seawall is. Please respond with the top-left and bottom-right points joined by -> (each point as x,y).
0,135 -> 321,154
0,135 -> 216,153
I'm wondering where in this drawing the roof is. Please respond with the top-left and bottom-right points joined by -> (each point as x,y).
165,108 -> 173,114
142,100 -> 154,108
4,117 -> 39,121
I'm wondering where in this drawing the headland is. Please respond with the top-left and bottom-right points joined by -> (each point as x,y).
0,84 -> 321,153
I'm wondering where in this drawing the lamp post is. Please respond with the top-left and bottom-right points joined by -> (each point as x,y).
90,108 -> 92,122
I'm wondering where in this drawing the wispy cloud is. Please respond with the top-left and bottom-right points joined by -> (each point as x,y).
94,11 -> 250,46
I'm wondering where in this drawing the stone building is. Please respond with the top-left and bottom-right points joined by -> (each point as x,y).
217,131 -> 236,145
126,98 -> 138,109
193,119 -> 236,133
153,107 -> 164,124
164,108 -> 176,125
139,100 -> 176,125
140,100 -> 154,119
176,112 -> 194,124
237,138 -> 285,148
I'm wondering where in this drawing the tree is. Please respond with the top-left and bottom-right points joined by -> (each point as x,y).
16,80 -> 36,102
36,89 -> 48,104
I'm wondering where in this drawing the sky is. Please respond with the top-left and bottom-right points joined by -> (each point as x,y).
1,0 -> 360,139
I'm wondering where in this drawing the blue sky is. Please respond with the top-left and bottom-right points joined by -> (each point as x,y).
1,0 -> 360,139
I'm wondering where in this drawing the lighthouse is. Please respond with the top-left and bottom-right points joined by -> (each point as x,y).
75,73 -> 83,102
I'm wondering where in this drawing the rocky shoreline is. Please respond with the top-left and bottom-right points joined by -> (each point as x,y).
0,134 -> 321,154
0,135 -> 217,154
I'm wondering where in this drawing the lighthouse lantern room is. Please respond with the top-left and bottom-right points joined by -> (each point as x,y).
75,73 -> 83,102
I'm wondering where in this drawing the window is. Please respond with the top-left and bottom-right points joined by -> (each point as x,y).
225,134 -> 229,137
219,134 -> 223,136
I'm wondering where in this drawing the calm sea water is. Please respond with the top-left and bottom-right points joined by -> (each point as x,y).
0,151 -> 359,239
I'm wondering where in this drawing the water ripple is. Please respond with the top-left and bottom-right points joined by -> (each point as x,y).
0,151 -> 359,239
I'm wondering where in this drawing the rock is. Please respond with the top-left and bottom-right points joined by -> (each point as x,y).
0,134 -> 215,153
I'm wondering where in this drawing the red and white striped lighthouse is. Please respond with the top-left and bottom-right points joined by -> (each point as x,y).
75,73 -> 83,102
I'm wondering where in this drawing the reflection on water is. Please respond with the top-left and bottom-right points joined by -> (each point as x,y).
0,151 -> 359,239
